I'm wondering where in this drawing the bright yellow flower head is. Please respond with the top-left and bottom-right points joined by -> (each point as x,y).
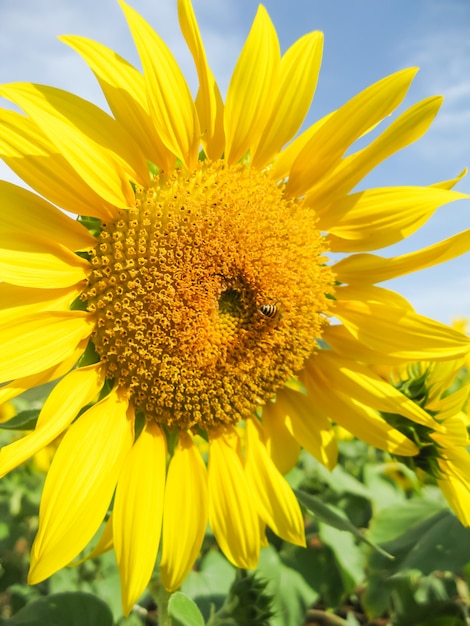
0,0 -> 469,615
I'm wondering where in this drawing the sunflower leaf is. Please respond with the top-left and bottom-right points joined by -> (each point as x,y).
294,488 -> 393,559
168,592 -> 205,626
3,592 -> 113,626
0,409 -> 40,431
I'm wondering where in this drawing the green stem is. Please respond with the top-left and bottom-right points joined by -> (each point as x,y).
153,582 -> 172,626
205,598 -> 237,626
304,609 -> 349,626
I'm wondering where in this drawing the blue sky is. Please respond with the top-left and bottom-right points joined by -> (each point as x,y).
0,0 -> 469,324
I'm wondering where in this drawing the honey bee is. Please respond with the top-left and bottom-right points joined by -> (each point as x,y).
258,303 -> 278,319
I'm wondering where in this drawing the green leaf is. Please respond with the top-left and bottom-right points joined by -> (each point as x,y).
294,489 -> 393,559
283,540 -> 343,608
325,463 -> 372,500
369,509 -> 470,576
363,462 -> 412,510
4,592 -> 113,626
168,592 -> 205,626
49,549 -> 123,623
0,410 -> 40,431
319,523 -> 364,590
78,215 -> 102,237
257,545 -> 317,626
368,499 -> 443,544
182,551 -> 236,620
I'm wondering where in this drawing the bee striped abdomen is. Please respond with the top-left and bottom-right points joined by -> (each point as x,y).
258,304 -> 278,319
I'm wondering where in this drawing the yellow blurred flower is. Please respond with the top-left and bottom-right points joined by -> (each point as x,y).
381,358 -> 470,525
452,318 -> 470,373
0,402 -> 16,423
0,0 -> 469,615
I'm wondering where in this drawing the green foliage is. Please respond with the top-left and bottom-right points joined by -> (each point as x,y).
168,593 -> 205,626
2,388 -> 470,625
0,592 -> 113,626
0,411 -> 40,432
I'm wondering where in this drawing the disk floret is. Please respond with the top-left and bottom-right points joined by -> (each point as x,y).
85,161 -> 334,430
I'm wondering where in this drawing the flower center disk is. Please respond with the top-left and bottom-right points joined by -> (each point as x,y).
85,161 -> 333,431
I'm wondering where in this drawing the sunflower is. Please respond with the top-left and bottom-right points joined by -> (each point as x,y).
0,0 -> 469,615
377,358 -> 470,525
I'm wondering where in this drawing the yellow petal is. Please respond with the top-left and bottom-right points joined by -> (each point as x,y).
114,420 -> 166,616
261,400 -> 301,474
1,82 -> 148,187
272,387 -> 338,471
178,0 -> 225,159
434,403 -> 470,433
432,169 -> 467,190
0,181 -> 95,251
0,283 -> 80,324
59,35 -> 175,173
438,450 -> 470,526
325,186 -> 468,252
335,285 -> 470,360
306,350 -> 442,431
0,231 -> 90,289
0,363 -> 104,478
208,429 -> 259,569
28,389 -> 133,583
287,68 -> 418,197
334,228 -> 470,285
322,324 -> 408,366
269,111 -> 335,183
0,311 -> 93,383
245,418 -> 305,546
0,83 -> 134,208
309,96 -> 443,211
252,31 -> 323,169
224,5 -> 280,164
432,408 -> 469,447
303,354 -> 419,455
0,108 -> 118,221
160,433 -> 208,592
0,338 -> 87,405
425,360 -> 467,402
70,514 -> 114,566
119,0 -> 199,170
